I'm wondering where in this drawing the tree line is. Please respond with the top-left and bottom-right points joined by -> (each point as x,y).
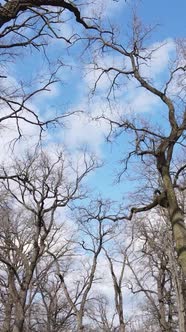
0,1 -> 185,331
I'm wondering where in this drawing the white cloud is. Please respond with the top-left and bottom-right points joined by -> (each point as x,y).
83,40 -> 175,99
139,39 -> 175,78
81,0 -> 127,20
0,107 -> 41,165
84,53 -> 127,93
62,103 -> 110,154
0,36 -> 176,173
80,38 -> 174,122
128,88 -> 160,112
60,88 -> 160,154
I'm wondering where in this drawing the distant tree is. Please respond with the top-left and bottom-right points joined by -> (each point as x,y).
0,150 -> 97,332
0,2 -> 185,331
86,294 -> 117,332
126,213 -> 179,331
51,199 -> 116,332
103,233 -> 133,332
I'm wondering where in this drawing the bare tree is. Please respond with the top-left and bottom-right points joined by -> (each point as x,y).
125,211 -> 183,332
0,1 -> 96,31
86,294 -> 117,332
48,199 -> 116,331
0,149 -> 97,332
0,0 -> 100,143
32,270 -> 75,332
0,2 -> 185,331
84,13 -> 186,327
103,230 -> 133,332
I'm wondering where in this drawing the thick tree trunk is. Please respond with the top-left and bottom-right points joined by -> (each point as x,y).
13,305 -> 24,332
171,210 -> 186,332
161,169 -> 186,331
160,169 -> 186,276
171,209 -> 186,275
155,149 -> 186,330
167,197 -> 186,332
12,290 -> 27,332
181,278 -> 186,332
169,238 -> 185,332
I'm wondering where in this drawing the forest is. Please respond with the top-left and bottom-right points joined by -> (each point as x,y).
0,1 -> 185,331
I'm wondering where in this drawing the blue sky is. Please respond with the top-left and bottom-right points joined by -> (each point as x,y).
0,1 -> 185,320
138,0 -> 186,39
3,0 -> 186,203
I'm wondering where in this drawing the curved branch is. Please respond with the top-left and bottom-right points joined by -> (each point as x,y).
0,0 -> 97,30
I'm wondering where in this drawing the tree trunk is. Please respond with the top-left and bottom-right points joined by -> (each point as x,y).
76,313 -> 84,332
117,292 -> 125,332
171,209 -> 186,275
168,198 -> 186,331
119,322 -> 125,332
157,272 -> 170,332
160,169 -> 186,276
155,150 -> 186,330
12,303 -> 25,332
161,169 -> 186,331
2,302 -> 13,332
181,277 -> 186,332
169,240 -> 185,332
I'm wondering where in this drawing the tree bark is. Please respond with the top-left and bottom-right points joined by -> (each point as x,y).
160,166 -> 186,331
0,0 -> 93,29
157,271 -> 171,332
156,151 -> 186,278
76,313 -> 84,332
12,304 -> 25,332
168,240 -> 185,332
119,322 -> 125,332
2,302 -> 13,332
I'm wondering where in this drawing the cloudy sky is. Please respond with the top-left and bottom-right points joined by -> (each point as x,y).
1,0 -> 186,201
0,0 -> 185,323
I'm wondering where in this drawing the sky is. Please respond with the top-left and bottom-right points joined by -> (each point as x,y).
138,0 -> 186,39
0,0 -> 185,323
1,0 -> 186,203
